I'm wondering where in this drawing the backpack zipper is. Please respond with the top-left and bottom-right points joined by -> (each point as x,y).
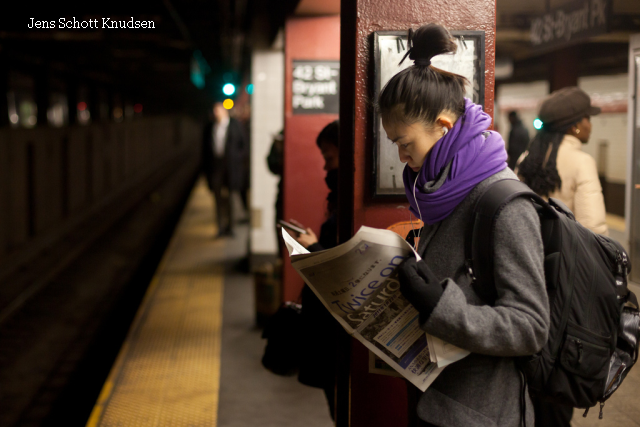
593,361 -> 628,419
465,259 -> 476,282
615,250 -> 630,301
617,250 -> 629,274
583,401 -> 608,419
576,340 -> 583,364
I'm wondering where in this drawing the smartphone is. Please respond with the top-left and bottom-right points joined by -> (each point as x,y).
278,220 -> 307,234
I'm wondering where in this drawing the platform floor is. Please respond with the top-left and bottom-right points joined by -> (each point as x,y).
86,179 -> 333,427
86,178 -> 640,426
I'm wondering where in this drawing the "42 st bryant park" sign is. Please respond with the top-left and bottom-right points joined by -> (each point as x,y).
292,61 -> 340,114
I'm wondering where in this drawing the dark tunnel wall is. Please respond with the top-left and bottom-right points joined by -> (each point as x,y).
0,117 -> 201,289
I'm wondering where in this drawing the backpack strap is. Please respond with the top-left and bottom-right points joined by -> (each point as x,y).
467,179 -> 552,303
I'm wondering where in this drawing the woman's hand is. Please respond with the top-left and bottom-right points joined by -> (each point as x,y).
290,219 -> 319,248
397,258 -> 445,320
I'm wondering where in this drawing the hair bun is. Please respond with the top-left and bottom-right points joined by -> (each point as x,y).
401,23 -> 457,66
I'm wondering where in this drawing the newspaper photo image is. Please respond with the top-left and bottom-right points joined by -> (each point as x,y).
282,226 -> 469,391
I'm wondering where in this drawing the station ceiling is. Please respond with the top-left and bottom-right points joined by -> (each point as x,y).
0,0 -> 299,115
0,0 -> 638,116
496,0 -> 640,82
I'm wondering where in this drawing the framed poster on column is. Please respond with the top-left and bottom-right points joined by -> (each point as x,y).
372,30 -> 485,198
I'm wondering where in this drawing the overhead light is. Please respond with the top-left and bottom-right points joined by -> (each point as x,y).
533,118 -> 543,130
223,83 -> 236,96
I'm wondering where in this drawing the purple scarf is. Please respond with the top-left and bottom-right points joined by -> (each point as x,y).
403,98 -> 507,224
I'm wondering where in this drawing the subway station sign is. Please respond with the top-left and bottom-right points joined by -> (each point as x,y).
292,61 -> 340,115
530,0 -> 610,51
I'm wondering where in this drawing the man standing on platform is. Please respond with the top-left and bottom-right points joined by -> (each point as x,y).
202,101 -> 247,237
507,110 -> 530,170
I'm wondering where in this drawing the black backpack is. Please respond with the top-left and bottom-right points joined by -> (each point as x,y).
261,301 -> 303,376
468,179 -> 640,419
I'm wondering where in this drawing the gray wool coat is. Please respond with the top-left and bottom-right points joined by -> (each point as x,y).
414,167 -> 550,427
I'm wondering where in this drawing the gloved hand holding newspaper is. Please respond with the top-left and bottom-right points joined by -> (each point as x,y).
281,226 -> 469,392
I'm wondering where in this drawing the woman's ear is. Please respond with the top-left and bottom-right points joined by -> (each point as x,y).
436,116 -> 453,131
436,116 -> 453,130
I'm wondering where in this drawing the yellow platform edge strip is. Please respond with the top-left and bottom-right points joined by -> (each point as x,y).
86,183 -> 224,427
210,275 -> 224,426
85,273 -> 165,427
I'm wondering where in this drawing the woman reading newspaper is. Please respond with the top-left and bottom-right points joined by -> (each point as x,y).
378,24 -> 550,427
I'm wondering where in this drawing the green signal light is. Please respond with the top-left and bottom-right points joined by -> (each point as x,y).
223,83 -> 236,96
533,119 -> 543,130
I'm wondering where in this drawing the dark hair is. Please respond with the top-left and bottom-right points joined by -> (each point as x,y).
517,123 -> 575,197
377,24 -> 468,126
508,111 -> 518,120
316,120 -> 339,148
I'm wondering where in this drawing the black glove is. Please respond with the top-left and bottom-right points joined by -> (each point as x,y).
397,258 -> 445,321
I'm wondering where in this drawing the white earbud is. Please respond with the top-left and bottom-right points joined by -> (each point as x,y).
442,127 -> 448,136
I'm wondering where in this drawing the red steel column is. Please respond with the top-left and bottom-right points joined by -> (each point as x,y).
338,1 -> 496,425
282,16 -> 340,303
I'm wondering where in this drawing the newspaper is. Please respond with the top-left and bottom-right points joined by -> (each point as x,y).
282,226 -> 469,392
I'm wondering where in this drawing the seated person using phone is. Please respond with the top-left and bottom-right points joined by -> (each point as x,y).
287,120 -> 342,420
285,217 -> 336,252
277,219 -> 307,235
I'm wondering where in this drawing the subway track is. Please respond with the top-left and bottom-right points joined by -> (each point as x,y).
0,158 -> 199,427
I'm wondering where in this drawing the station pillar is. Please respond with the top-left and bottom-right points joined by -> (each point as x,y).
549,45 -> 580,92
282,16 -> 340,303
337,1 -> 496,426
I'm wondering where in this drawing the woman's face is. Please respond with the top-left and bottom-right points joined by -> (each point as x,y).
573,116 -> 592,143
319,140 -> 339,171
382,120 -> 443,172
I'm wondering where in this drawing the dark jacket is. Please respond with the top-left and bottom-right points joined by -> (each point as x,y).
201,117 -> 247,191
267,138 -> 284,223
298,212 -> 342,389
507,120 -> 530,170
298,169 -> 342,392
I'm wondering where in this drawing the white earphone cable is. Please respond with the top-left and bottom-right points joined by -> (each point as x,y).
409,126 -> 446,252
409,172 -> 423,251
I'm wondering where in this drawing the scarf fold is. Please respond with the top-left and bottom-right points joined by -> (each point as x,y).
403,98 -> 508,224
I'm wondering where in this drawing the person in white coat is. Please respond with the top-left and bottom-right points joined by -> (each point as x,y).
517,86 -> 608,236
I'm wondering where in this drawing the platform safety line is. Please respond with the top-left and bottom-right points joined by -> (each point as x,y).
85,273 -> 163,427
85,190 -> 186,427
87,271 -> 225,427
209,273 -> 224,427
86,181 -> 223,427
